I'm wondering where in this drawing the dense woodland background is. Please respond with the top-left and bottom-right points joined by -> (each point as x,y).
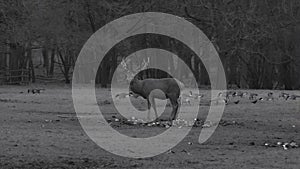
0,0 -> 299,89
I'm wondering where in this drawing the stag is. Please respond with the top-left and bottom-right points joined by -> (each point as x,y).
121,58 -> 184,122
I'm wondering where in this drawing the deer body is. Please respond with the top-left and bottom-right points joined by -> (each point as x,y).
130,78 -> 184,121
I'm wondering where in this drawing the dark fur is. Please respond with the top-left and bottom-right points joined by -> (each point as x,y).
129,78 -> 182,121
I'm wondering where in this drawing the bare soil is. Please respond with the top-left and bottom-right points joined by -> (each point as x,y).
0,85 -> 299,169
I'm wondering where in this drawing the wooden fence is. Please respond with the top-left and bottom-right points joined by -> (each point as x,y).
0,69 -> 30,85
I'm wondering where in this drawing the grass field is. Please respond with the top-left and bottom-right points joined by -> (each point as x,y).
0,85 -> 300,169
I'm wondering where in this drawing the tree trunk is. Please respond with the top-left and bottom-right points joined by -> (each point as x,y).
42,47 -> 49,76
28,47 -> 35,83
280,61 -> 292,90
97,57 -> 109,87
101,60 -> 109,88
49,47 -> 55,76
64,67 -> 70,84
193,55 -> 200,85
199,62 -> 209,85
57,48 -> 71,84
109,53 -> 117,83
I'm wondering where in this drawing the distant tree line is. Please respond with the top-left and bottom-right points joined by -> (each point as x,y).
0,0 -> 299,89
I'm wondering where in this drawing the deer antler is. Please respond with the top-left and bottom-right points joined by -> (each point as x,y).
142,57 -> 150,69
120,57 -> 150,82
136,57 -> 149,72
120,58 -> 135,81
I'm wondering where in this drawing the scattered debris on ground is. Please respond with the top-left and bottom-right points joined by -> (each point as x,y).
99,100 -> 112,105
107,116 -> 245,129
263,141 -> 299,150
27,88 -> 46,94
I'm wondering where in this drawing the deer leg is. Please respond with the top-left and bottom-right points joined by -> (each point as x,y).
177,97 -> 181,115
169,98 -> 179,121
147,99 -> 151,122
173,100 -> 179,120
149,96 -> 158,121
169,99 -> 174,121
178,97 -> 181,105
166,92 -> 177,121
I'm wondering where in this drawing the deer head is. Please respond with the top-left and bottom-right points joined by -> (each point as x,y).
120,57 -> 149,82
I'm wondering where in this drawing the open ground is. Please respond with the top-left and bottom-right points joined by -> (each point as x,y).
0,85 -> 299,169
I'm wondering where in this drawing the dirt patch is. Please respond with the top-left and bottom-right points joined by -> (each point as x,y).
0,85 -> 300,169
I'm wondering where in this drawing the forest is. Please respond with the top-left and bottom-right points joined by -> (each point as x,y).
0,0 -> 299,89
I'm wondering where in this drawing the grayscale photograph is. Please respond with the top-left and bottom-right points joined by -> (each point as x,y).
0,0 -> 299,168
